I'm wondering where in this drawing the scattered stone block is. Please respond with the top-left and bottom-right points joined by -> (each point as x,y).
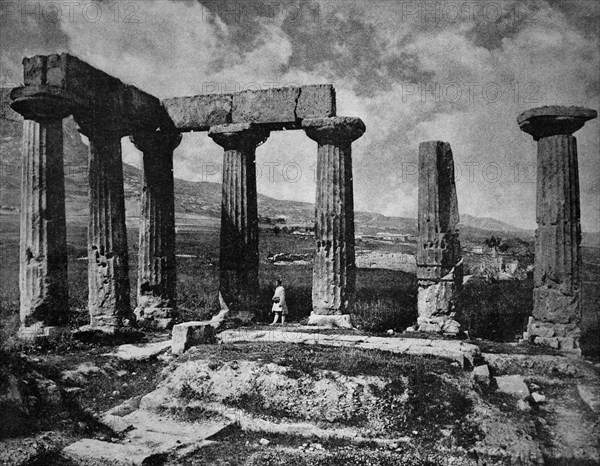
62,439 -> 155,466
531,392 -> 546,404
495,375 -> 530,399
517,399 -> 532,412
172,321 -> 219,355
307,314 -> 353,329
472,364 -> 491,388
105,340 -> 171,361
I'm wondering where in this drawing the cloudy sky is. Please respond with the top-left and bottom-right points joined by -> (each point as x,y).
1,0 -> 599,231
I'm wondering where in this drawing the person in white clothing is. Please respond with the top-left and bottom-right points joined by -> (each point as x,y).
270,279 -> 288,325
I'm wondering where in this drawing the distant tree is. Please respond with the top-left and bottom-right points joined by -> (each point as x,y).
273,225 -> 281,236
485,235 -> 502,250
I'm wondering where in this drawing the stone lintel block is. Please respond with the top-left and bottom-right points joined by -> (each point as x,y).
162,94 -> 232,131
518,105 -> 597,140
15,53 -> 165,133
232,86 -> 300,126
172,321 -> 221,355
296,84 -> 337,119
164,84 -> 336,132
306,313 -> 353,329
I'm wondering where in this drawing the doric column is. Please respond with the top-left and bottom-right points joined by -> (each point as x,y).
208,123 -> 269,320
10,89 -> 74,340
416,141 -> 462,335
303,117 -> 365,323
78,123 -> 133,332
518,106 -> 597,353
130,132 -> 182,329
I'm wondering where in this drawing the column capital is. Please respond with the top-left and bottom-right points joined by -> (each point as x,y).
130,131 -> 182,153
303,116 -> 365,145
208,123 -> 270,150
518,106 -> 597,141
10,85 -> 83,121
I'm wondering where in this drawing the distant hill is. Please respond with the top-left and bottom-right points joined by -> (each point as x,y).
1,89 -> 596,247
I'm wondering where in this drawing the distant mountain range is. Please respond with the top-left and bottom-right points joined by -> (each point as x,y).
2,89 -> 597,246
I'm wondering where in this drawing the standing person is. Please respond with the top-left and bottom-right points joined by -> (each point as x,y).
270,279 -> 288,325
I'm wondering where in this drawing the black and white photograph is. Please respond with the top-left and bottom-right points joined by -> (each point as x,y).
0,0 -> 599,464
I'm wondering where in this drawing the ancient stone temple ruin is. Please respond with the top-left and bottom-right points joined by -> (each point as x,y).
10,53 -> 365,339
416,141 -> 462,335
518,106 -> 597,353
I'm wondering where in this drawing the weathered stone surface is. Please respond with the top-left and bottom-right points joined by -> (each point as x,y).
518,106 -> 597,354
105,340 -> 172,361
162,94 -> 232,131
233,86 -> 300,125
86,132 -> 132,331
303,117 -> 365,315
17,116 -> 69,339
209,124 -> 269,316
13,53 -> 166,135
577,383 -> 600,414
416,141 -> 462,333
495,375 -> 530,399
472,364 -> 491,388
172,321 -> 220,355
219,327 -> 480,367
62,438 -> 161,466
517,106 -> 597,140
296,84 -> 337,120
482,352 -> 597,378
131,132 -> 182,329
307,313 -> 353,329
165,84 -> 335,131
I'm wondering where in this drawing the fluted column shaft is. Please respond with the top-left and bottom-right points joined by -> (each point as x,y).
303,117 -> 365,315
416,141 -> 462,334
17,118 -> 69,337
208,123 -> 269,317
518,105 -> 597,353
85,129 -> 132,331
130,132 -> 181,328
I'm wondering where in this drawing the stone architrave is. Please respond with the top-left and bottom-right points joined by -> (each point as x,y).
130,132 -> 182,329
10,88 -> 74,340
208,123 -> 270,320
302,117 -> 365,322
79,124 -> 133,332
416,141 -> 462,335
518,106 -> 597,353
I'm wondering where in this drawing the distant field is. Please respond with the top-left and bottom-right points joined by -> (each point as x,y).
1,212 -> 598,355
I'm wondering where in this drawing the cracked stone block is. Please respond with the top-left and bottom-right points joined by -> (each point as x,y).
232,87 -> 300,125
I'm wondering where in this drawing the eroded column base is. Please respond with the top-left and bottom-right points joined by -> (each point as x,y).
416,316 -> 461,335
307,313 -> 353,329
416,278 -> 460,335
18,324 -> 70,342
523,317 -> 581,354
134,296 -> 176,330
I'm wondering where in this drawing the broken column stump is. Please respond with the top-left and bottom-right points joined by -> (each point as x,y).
518,106 -> 597,353
10,87 -> 73,340
130,132 -> 182,329
303,117 -> 365,324
416,141 -> 462,335
208,123 -> 270,321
